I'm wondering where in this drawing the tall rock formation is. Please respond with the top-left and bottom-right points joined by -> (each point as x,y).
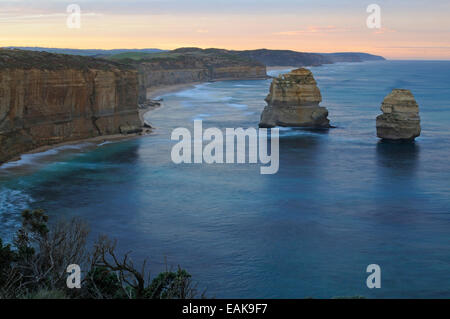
259,68 -> 330,128
0,49 -> 142,164
376,89 -> 421,141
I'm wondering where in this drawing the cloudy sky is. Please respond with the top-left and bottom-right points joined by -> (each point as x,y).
1,0 -> 449,59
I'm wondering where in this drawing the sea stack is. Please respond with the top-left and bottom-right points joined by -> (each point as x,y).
376,89 -> 421,141
259,68 -> 330,128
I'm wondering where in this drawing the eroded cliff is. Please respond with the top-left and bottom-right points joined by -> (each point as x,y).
376,89 -> 421,141
0,49 -> 142,164
259,68 -> 330,128
108,48 -> 267,102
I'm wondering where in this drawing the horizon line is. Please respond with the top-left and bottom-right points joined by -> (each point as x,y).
3,46 -> 450,61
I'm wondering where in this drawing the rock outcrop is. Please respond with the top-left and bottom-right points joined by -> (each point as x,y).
259,68 -> 330,128
0,49 -> 142,164
376,89 -> 421,141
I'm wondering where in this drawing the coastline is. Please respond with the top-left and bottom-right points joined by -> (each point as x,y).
3,78 -> 265,167
2,83 -> 199,167
138,82 -> 202,125
145,74 -> 270,100
146,82 -> 203,100
3,133 -> 145,165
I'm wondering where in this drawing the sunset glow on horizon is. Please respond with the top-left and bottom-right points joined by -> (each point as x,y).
1,0 -> 449,60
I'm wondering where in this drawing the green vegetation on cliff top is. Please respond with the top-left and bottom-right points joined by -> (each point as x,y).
0,47 -> 385,70
101,47 -> 386,68
0,49 -> 134,71
107,47 -> 265,67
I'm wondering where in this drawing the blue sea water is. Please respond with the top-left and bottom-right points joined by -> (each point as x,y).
1,60 -> 450,298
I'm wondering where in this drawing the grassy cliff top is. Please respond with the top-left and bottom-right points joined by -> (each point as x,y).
107,47 -> 385,68
107,48 -> 265,68
0,49 -> 135,71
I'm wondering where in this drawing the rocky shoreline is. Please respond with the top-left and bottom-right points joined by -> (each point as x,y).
0,50 -> 145,164
2,82 -> 204,166
0,48 -> 267,165
0,49 -> 418,167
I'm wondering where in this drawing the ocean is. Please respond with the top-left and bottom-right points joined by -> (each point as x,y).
1,60 -> 449,298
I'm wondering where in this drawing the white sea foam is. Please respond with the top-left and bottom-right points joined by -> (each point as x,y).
0,187 -> 34,213
97,141 -> 114,147
192,113 -> 213,121
227,103 -> 248,109
0,142 -> 94,169
0,187 -> 35,242
233,84 -> 258,88
219,96 -> 234,102
173,84 -> 213,100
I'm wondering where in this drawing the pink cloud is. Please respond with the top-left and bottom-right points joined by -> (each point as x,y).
273,25 -> 347,36
373,27 -> 396,35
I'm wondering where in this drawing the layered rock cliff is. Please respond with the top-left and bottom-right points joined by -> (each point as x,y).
376,89 -> 421,141
108,48 -> 267,103
259,68 -> 330,128
0,49 -> 142,164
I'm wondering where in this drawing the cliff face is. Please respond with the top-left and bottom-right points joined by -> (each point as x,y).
0,50 -> 142,164
8,47 -> 386,67
376,89 -> 421,141
108,48 -> 267,102
259,68 -> 330,128
321,52 -> 386,63
235,49 -> 331,67
137,64 -> 266,102
234,49 -> 385,67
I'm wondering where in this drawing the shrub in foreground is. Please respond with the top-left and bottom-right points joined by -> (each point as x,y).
0,209 -> 202,299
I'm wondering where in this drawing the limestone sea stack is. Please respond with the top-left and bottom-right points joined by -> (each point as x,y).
376,89 -> 421,141
259,68 -> 330,128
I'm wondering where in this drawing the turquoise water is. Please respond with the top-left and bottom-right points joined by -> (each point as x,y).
1,60 -> 450,298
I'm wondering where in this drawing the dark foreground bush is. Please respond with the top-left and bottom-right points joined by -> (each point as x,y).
0,210 -> 203,299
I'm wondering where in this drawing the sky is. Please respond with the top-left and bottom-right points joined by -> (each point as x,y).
0,0 -> 449,59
